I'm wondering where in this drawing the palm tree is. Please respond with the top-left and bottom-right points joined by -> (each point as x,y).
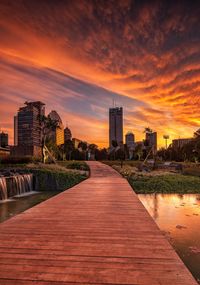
144,127 -> 153,134
39,115 -> 59,163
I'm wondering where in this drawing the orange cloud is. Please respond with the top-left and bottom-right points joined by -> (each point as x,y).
0,0 -> 200,148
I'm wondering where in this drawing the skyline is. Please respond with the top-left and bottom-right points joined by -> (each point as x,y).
0,0 -> 200,147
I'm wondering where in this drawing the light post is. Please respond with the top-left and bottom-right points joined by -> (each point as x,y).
163,135 -> 169,149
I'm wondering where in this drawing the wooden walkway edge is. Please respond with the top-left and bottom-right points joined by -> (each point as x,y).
0,161 -> 197,284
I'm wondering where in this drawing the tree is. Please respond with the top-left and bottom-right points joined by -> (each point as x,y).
88,144 -> 98,160
45,138 -> 60,161
78,141 -> 88,160
78,141 -> 87,151
112,140 -> 118,148
88,144 -> 98,154
71,149 -> 82,160
39,115 -> 60,163
116,145 -> 126,168
123,144 -> 129,160
111,140 -> 118,160
95,148 -> 108,160
64,139 -> 74,160
134,143 -> 143,161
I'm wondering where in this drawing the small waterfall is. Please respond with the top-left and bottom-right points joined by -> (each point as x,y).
13,174 -> 33,196
0,177 -> 8,200
0,174 -> 33,200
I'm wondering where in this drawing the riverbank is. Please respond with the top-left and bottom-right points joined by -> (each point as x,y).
0,161 -> 89,222
103,161 -> 200,194
0,161 -> 89,194
29,163 -> 88,191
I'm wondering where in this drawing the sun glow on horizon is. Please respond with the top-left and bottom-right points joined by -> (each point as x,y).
0,0 -> 199,148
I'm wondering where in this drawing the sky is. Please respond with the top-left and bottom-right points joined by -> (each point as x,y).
0,0 -> 200,148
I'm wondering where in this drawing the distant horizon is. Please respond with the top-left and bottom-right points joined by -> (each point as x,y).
0,99 -> 197,149
0,0 -> 199,148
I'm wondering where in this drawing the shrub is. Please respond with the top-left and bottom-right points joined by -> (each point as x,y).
59,161 -> 90,171
0,156 -> 32,164
128,174 -> 200,194
31,168 -> 87,191
103,160 -> 140,168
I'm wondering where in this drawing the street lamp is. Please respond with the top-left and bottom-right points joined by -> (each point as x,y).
163,135 -> 169,149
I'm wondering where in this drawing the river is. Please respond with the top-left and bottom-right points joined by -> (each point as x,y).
138,193 -> 200,283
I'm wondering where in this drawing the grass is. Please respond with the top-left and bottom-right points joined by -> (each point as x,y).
0,160 -> 89,172
58,161 -> 90,171
128,174 -> 200,194
102,160 -> 140,168
103,161 -> 200,194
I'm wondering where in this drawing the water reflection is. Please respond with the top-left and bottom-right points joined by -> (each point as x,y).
138,193 -> 200,283
0,191 -> 59,223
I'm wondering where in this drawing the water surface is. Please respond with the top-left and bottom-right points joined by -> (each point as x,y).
138,193 -> 200,283
0,191 -> 60,223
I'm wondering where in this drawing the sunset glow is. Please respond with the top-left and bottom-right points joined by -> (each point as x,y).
0,0 -> 200,147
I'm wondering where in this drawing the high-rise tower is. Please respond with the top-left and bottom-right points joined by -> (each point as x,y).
109,107 -> 123,147
12,101 -> 45,157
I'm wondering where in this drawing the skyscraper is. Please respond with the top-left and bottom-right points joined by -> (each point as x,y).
109,107 -> 123,147
12,101 -> 45,157
48,110 -> 64,146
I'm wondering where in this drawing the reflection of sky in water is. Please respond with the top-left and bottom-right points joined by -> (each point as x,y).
138,194 -> 200,283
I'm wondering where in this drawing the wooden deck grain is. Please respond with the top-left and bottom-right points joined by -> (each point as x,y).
0,161 -> 197,285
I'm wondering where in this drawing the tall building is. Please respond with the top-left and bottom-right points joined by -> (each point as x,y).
0,132 -> 8,148
14,115 -> 18,146
146,132 -> 157,153
109,107 -> 123,147
48,110 -> 64,146
12,101 -> 45,157
64,127 -> 72,142
125,132 -> 135,149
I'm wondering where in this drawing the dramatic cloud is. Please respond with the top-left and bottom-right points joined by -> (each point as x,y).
0,0 -> 200,147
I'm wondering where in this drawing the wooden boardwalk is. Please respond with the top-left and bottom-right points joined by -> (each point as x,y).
0,161 -> 197,285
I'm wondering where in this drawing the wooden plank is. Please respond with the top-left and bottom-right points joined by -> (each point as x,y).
0,161 -> 197,285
